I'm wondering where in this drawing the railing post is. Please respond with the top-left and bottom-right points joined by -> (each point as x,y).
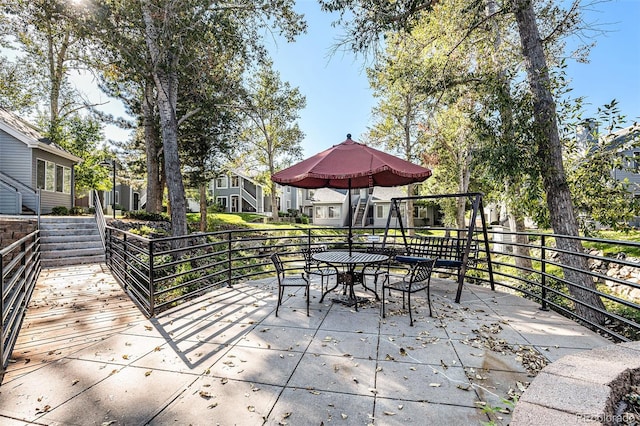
227,232 -> 233,288
0,251 -> 4,374
106,227 -> 111,266
123,233 -> 128,290
540,234 -> 549,311
148,239 -> 154,317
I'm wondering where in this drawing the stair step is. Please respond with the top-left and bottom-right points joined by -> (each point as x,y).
40,234 -> 102,244
41,254 -> 105,268
41,247 -> 104,259
41,241 -> 103,251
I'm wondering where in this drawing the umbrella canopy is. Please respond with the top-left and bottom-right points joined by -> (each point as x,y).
271,135 -> 432,189
272,134 -> 432,254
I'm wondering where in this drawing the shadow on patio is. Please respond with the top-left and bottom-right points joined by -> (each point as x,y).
0,263 -> 611,425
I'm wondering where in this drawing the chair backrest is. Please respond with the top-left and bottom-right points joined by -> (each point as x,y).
301,245 -> 326,268
410,259 -> 437,284
270,252 -> 285,281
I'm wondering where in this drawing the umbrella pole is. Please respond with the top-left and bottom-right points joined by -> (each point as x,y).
348,179 -> 352,255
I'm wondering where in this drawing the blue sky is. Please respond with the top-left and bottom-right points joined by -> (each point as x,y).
94,0 -> 640,157
267,0 -> 640,157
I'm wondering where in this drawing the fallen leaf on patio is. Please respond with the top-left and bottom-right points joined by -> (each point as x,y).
399,348 -> 407,356
145,326 -> 152,331
342,353 -> 352,357
475,401 -> 487,407
352,377 -> 358,384
283,412 -> 292,419
260,328 -> 270,333
221,378 -> 228,384
409,367 -> 416,371
122,354 -> 129,360
310,390 -> 321,395
440,360 -> 448,369
383,411 -> 396,416
279,354 -> 284,359
341,414 -> 348,419
145,370 -> 152,377
247,406 -> 255,412
516,381 -> 527,392
208,403 -> 218,409
388,337 -> 395,342
204,368 -> 210,374
398,404 -> 404,410
429,383 -> 441,387
199,391 -> 213,399
369,388 -> 378,394
37,405 -> 51,412
457,384 -> 471,391
355,330 -> 363,333
385,354 -> 395,361
323,336 -> 333,342
101,421 -> 116,426
376,366 -> 383,372
72,379 -> 79,386
153,346 -> 163,352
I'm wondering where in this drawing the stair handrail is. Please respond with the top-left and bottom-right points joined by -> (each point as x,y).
0,171 -> 40,223
93,189 -> 107,250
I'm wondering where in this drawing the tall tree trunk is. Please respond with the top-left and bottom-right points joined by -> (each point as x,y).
199,182 -> 207,232
512,0 -> 606,324
143,80 -> 163,214
142,3 -> 187,238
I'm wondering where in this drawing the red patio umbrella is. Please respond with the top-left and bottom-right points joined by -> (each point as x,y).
272,134 -> 432,253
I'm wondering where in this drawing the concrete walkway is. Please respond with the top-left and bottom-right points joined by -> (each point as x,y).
0,264 -> 611,425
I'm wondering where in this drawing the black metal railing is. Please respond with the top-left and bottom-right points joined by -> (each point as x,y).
0,230 -> 40,371
93,189 -> 107,250
101,224 -> 640,342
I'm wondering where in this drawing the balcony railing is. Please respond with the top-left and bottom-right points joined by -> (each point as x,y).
0,229 -> 40,371
101,225 -> 640,342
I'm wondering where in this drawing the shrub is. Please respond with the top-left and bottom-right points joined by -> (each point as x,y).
70,206 -> 84,215
124,210 -> 169,221
51,206 -> 68,215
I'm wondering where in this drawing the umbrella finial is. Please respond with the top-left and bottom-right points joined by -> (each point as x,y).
346,133 -> 352,139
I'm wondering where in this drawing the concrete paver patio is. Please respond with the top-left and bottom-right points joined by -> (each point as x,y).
0,264 -> 612,425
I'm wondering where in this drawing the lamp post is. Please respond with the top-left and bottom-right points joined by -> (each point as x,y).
100,159 -> 116,219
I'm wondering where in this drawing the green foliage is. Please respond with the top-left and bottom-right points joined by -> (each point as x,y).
125,210 -> 170,222
563,101 -> 640,235
51,206 -> 68,215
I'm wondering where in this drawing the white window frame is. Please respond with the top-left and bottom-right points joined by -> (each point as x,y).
217,196 -> 228,210
231,175 -> 239,188
216,176 -> 228,189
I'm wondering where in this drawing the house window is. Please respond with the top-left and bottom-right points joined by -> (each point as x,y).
55,165 -> 71,194
217,196 -> 228,210
36,159 -> 57,192
231,176 -> 239,187
315,206 -> 324,219
328,206 -> 340,219
36,159 -> 45,189
286,186 -> 291,193
286,200 -> 291,209
216,176 -> 228,189
307,190 -> 315,200
634,152 -> 640,172
115,190 -> 120,205
376,205 -> 384,219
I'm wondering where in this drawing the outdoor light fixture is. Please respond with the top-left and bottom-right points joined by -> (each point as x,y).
100,159 -> 116,219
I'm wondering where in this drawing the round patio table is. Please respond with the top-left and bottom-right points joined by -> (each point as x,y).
312,250 -> 389,311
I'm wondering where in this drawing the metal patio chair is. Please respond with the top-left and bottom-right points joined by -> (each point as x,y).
301,246 -> 338,296
271,252 -> 309,317
382,258 -> 436,326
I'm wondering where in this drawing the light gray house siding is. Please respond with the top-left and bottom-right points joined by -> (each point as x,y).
31,148 -> 75,213
0,129 -> 31,183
